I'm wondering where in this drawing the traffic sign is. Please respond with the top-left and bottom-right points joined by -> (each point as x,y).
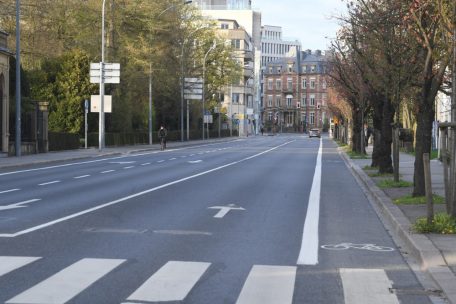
184,94 -> 202,100
90,62 -> 121,84
91,95 -> 112,113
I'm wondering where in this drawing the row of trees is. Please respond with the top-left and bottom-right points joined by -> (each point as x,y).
328,0 -> 454,198
0,0 -> 241,138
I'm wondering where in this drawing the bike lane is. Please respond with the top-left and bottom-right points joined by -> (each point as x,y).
292,139 -> 437,304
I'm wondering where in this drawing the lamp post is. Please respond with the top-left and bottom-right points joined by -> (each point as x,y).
202,41 -> 217,140
15,0 -> 21,156
98,0 -> 107,151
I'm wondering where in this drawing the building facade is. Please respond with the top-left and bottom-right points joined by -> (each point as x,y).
262,50 -> 329,133
0,30 -> 11,155
261,25 -> 301,67
215,19 -> 254,136
196,2 -> 262,135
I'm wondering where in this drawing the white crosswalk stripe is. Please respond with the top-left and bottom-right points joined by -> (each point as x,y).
340,268 -> 400,304
6,258 -> 125,304
0,256 -> 41,277
124,261 -> 211,303
236,265 -> 297,304
1,256 -> 403,304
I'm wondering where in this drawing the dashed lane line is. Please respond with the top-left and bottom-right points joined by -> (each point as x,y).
0,189 -> 20,194
101,170 -> 115,174
38,181 -> 61,186
74,175 -> 90,179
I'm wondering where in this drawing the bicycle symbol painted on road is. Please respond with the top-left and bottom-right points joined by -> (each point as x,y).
321,243 -> 395,252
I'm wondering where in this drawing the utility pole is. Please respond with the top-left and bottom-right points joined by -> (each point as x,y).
15,0 -> 21,156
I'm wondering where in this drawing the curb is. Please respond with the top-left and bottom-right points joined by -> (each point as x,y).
340,149 -> 456,304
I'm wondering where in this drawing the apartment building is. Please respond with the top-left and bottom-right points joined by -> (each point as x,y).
262,49 -> 329,132
215,19 -> 254,136
0,30 -> 11,155
195,1 -> 262,135
261,25 -> 301,67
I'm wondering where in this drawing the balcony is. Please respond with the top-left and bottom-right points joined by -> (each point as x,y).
282,87 -> 295,94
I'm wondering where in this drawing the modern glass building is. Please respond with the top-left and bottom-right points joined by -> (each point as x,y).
194,0 -> 252,10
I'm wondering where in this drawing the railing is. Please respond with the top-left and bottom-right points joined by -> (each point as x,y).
439,122 -> 456,216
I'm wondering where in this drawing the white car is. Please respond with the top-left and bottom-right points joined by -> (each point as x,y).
309,128 -> 321,138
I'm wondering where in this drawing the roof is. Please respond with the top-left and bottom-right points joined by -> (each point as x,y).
264,50 -> 328,75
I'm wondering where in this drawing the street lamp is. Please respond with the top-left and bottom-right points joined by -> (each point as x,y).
202,40 -> 217,140
15,0 -> 21,156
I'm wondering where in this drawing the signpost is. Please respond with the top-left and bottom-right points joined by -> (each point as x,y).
84,99 -> 88,149
184,78 -> 203,140
89,62 -> 120,150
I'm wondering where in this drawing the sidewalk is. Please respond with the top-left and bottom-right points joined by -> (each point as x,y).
0,137 -> 236,169
341,144 -> 456,303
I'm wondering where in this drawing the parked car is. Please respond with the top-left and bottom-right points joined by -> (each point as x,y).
309,128 -> 321,138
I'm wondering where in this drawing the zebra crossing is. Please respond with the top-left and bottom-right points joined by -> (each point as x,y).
0,256 -> 400,304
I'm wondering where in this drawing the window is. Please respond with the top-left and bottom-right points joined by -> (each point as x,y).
221,23 -> 229,29
276,79 -> 282,90
322,93 -> 327,106
302,96 -> 307,106
322,81 -> 327,89
302,79 -> 307,89
268,79 -> 273,90
310,79 -> 316,89
302,65 -> 307,73
269,67 -> 273,74
287,97 -> 292,107
287,63 -> 293,73
268,112 -> 273,121
267,95 -> 273,107
277,66 -> 282,74
231,39 -> 241,49
275,95 -> 281,107
232,93 -> 240,104
310,94 -> 315,106
311,65 -> 316,72
310,112 -> 315,125
297,102 -> 301,109
287,78 -> 293,90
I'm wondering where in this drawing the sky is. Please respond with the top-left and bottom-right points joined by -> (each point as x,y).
254,0 -> 347,51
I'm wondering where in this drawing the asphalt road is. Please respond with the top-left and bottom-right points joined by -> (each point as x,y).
0,135 -> 439,303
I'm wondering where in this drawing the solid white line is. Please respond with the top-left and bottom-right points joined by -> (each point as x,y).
38,181 -> 60,186
74,175 -> 90,179
0,141 -> 293,238
236,265 -> 296,304
0,189 -> 20,194
6,258 -> 125,304
125,261 -> 210,302
0,256 -> 41,277
101,170 -> 115,174
340,268 -> 399,304
297,137 -> 323,265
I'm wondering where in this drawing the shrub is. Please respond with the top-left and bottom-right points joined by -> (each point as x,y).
413,213 -> 456,234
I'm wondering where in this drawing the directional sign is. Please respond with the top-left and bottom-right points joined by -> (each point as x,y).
185,77 -> 203,83
90,62 -> 121,84
91,95 -> 112,113
208,204 -> 245,218
184,94 -> 203,100
0,199 -> 41,211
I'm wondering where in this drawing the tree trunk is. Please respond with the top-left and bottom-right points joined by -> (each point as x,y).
413,88 -> 435,196
378,94 -> 394,173
371,94 -> 384,167
351,107 -> 363,154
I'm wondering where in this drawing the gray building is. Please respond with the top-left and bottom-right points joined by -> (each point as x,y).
0,30 -> 12,156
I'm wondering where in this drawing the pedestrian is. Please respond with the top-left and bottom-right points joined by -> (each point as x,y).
261,126 -> 264,136
158,125 -> 167,151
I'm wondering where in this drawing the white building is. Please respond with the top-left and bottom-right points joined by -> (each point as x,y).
194,0 -> 262,135
261,25 -> 301,67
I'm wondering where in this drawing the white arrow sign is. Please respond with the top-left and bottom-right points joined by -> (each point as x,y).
0,199 -> 41,211
208,204 -> 245,218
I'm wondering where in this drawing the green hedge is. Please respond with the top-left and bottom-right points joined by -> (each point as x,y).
49,132 -> 80,151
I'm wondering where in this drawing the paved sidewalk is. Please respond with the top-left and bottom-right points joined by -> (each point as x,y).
342,144 -> 456,304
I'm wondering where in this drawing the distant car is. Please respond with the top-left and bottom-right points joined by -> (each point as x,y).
309,128 -> 321,138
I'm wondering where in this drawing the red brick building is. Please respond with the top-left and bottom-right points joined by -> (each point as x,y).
262,49 -> 329,133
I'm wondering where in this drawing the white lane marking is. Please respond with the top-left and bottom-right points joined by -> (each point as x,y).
74,175 -> 90,179
0,199 -> 42,211
169,158 -> 177,161
0,141 -> 293,238
109,161 -> 136,165
101,170 -> 115,174
38,181 -> 60,186
0,141 -> 239,177
180,156 -> 187,158
6,258 -> 125,304
209,204 -> 245,218
157,160 -> 165,163
141,163 -> 151,166
0,189 -> 20,194
297,136 -> 322,265
188,160 -> 202,164
236,265 -> 296,304
189,154 -> 195,156
340,268 -> 399,304
0,256 -> 41,277
125,261 -> 210,302
123,166 -> 134,169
